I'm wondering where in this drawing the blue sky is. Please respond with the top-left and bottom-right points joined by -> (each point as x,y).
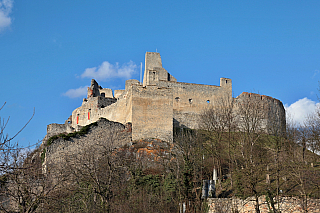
1,0 -> 320,148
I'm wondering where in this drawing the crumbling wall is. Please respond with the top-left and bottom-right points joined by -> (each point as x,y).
99,88 -> 113,98
114,90 -> 125,99
87,79 -> 101,98
48,52 -> 285,145
71,79 -> 140,129
45,119 -> 132,170
143,52 -> 176,87
46,123 -> 75,140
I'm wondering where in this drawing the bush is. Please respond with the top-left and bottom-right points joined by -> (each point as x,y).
40,148 -> 46,163
46,120 -> 100,146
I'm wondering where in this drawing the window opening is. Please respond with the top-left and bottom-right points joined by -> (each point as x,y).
189,99 -> 193,104
175,97 -> 180,102
153,71 -> 156,81
207,100 -> 210,103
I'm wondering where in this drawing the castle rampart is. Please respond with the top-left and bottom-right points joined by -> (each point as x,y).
234,92 -> 286,135
44,119 -> 132,174
45,51 -> 286,144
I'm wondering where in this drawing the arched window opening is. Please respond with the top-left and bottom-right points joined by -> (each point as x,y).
189,99 -> 193,104
175,97 -> 180,102
207,100 -> 210,103
101,93 -> 105,97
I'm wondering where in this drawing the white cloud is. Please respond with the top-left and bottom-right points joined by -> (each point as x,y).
0,0 -> 13,32
81,61 -> 137,81
312,70 -> 319,79
63,86 -> 88,99
285,97 -> 320,126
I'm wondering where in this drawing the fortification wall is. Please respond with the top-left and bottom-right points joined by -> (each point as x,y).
99,88 -> 113,98
131,84 -> 173,142
46,52 -> 286,145
46,123 -> 75,139
159,78 -> 232,129
71,80 -> 141,129
45,119 -> 132,172
143,52 -> 176,87
114,90 -> 125,99
234,92 -> 286,135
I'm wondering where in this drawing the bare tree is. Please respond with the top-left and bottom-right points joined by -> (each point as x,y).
304,113 -> 320,160
199,95 -> 236,192
0,147 -> 62,213
0,102 -> 34,173
0,102 -> 61,213
234,93 -> 269,213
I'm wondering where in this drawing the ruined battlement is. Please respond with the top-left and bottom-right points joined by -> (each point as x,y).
45,52 -> 286,145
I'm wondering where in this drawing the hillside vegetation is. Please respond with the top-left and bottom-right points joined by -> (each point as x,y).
0,100 -> 320,212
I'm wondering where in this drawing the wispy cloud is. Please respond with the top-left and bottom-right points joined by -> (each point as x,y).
81,61 -> 137,81
285,97 -> 320,125
0,0 -> 13,32
63,86 -> 88,99
312,70 -> 320,79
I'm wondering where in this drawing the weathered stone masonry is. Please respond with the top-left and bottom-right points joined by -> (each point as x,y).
45,52 -> 286,145
43,119 -> 132,174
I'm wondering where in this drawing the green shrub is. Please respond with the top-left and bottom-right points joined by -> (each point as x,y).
47,135 -> 58,146
40,148 -> 46,163
46,119 -> 100,146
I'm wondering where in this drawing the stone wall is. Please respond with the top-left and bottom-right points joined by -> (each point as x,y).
46,123 -> 75,139
208,196 -> 320,213
45,119 -> 132,173
234,92 -> 286,135
159,78 -> 232,129
46,51 -> 286,145
131,84 -> 173,142
71,80 -> 139,128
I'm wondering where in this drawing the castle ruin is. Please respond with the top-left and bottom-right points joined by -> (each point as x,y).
46,52 -> 285,143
